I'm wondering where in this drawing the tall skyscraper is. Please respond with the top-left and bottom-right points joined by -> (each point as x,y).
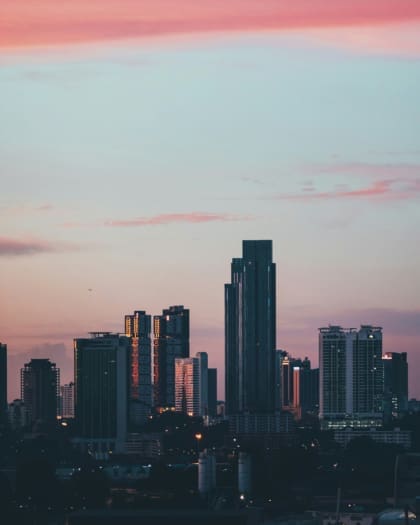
74,333 -> 130,455
383,352 -> 408,420
319,325 -> 383,428
21,359 -> 60,427
225,240 -> 276,414
125,310 -> 152,424
175,352 -> 208,417
0,343 -> 7,425
153,305 -> 189,409
208,368 -> 218,418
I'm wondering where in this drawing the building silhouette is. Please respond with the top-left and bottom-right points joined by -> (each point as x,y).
319,325 -> 383,428
0,343 -> 7,425
383,351 -> 408,421
60,382 -> 75,419
125,310 -> 153,424
153,305 -> 189,410
225,240 -> 276,414
208,368 -> 218,418
74,333 -> 130,456
21,358 -> 60,427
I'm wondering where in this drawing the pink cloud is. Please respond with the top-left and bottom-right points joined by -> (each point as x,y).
310,162 -> 420,178
0,236 -> 79,256
1,1 -> 420,53
105,212 -> 252,227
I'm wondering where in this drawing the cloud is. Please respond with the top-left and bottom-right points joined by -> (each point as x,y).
104,212 -> 253,227
0,236 -> 79,256
1,1 -> 420,54
275,162 -> 420,202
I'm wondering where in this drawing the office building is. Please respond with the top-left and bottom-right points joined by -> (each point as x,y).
383,352 -> 408,420
319,325 -> 383,429
153,305 -> 189,409
8,399 -> 30,430
21,358 -> 60,427
225,240 -> 276,414
175,352 -> 208,417
60,382 -> 75,419
74,333 -> 130,456
208,368 -> 218,418
125,310 -> 153,424
0,343 -> 7,424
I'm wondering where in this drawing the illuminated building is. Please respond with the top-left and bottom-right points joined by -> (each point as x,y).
74,333 -> 130,456
125,310 -> 152,424
0,343 -> 6,424
60,382 -> 75,418
153,305 -> 189,409
383,352 -> 408,420
175,352 -> 208,417
225,240 -> 276,414
319,325 -> 383,429
21,358 -> 60,427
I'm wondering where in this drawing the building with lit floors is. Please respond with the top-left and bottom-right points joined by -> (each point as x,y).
153,305 -> 189,410
225,240 -> 276,415
383,352 -> 408,421
0,343 -> 7,425
60,382 -> 75,419
319,325 -> 384,429
21,358 -> 60,429
125,310 -> 153,425
175,352 -> 208,417
74,333 -> 130,457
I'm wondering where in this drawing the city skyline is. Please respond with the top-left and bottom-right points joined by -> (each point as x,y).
1,1 -> 420,400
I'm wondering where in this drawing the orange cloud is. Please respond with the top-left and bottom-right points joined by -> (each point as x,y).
2,0 -> 420,52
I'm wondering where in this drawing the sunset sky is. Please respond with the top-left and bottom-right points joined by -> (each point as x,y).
1,1 -> 420,400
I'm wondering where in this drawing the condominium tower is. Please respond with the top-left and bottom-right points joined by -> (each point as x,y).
153,305 -> 190,409
225,240 -> 276,414
319,325 -> 383,428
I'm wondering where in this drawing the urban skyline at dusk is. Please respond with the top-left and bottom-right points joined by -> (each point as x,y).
1,1 -> 420,402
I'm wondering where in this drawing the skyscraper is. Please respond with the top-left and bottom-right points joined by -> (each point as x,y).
225,240 -> 276,414
383,352 -> 408,420
208,368 -> 218,418
175,352 -> 208,417
0,343 -> 7,425
21,358 -> 60,427
153,305 -> 189,409
74,333 -> 130,455
125,310 -> 152,424
319,325 -> 383,428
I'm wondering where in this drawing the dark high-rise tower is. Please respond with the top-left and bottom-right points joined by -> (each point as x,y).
225,240 -> 276,414
153,305 -> 190,409
0,343 -> 7,424
125,310 -> 152,424
383,352 -> 408,420
21,358 -> 60,427
74,332 -> 130,455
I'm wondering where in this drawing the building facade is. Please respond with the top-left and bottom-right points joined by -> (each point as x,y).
21,358 -> 60,427
74,333 -> 130,455
0,343 -> 7,425
319,325 -> 384,429
225,240 -> 276,414
60,382 -> 75,419
175,352 -> 208,417
383,352 -> 408,420
153,305 -> 190,409
125,310 -> 153,424
208,368 -> 218,418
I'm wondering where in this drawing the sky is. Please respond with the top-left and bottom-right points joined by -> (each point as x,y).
1,1 -> 420,400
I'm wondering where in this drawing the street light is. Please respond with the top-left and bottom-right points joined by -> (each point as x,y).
195,433 -> 202,456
